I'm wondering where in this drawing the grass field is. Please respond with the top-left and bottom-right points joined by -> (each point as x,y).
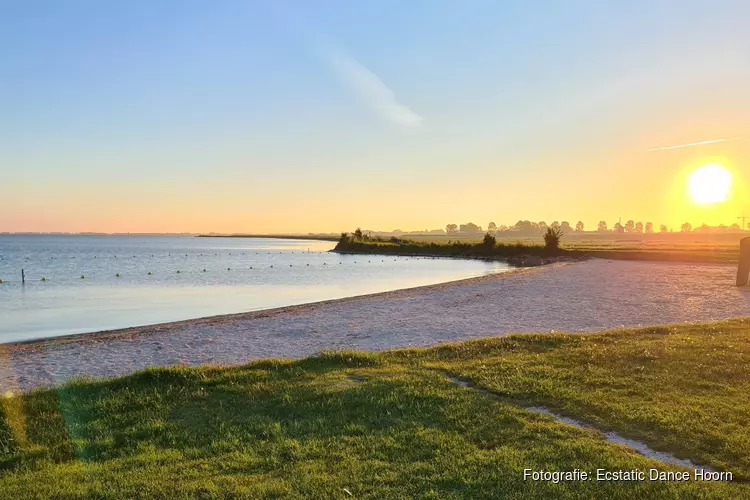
334,232 -> 744,264
2,319 -> 749,498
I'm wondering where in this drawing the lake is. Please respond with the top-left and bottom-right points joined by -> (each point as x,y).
0,235 -> 511,343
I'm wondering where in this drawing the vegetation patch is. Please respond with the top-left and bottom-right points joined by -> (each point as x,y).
1,319 -> 749,498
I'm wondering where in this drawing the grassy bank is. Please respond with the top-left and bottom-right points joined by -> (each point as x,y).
334,238 -> 570,263
2,320 -> 749,498
334,238 -> 739,264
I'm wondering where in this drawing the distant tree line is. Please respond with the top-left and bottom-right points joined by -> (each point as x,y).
443,219 -> 746,235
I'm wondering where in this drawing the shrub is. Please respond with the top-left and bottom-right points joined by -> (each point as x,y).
482,232 -> 496,247
543,226 -> 564,251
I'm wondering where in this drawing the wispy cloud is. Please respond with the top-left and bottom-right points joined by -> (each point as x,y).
328,52 -> 424,128
263,3 -> 423,128
646,136 -> 745,152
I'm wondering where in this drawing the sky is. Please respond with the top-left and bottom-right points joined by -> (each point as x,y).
2,0 -> 750,234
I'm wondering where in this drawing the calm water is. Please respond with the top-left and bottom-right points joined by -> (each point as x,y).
0,235 -> 510,343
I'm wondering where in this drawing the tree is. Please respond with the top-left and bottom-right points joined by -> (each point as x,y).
538,221 -> 548,232
660,224 -> 668,233
353,228 -> 364,241
543,226 -> 564,251
446,224 -> 458,233
597,221 -> 608,232
482,232 -> 496,247
561,221 -> 572,232
575,221 -> 584,232
625,220 -> 635,232
614,222 -> 624,233
459,222 -> 482,233
645,222 -> 653,233
487,222 -> 497,232
635,222 -> 643,233
731,223 -> 741,230
550,221 -> 561,230
681,222 -> 693,232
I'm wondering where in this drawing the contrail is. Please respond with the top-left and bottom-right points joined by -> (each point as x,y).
328,52 -> 424,128
646,136 -> 746,152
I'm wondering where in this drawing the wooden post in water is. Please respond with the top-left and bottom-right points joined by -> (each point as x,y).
737,237 -> 750,286
21,268 -> 25,284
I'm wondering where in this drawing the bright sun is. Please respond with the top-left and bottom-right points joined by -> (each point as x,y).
687,163 -> 732,204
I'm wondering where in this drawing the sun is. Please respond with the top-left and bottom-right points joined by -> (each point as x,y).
687,163 -> 732,204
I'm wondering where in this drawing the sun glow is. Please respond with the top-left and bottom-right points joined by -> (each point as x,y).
687,163 -> 732,204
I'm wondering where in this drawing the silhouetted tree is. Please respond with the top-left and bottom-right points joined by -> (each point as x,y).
488,222 -> 497,232
625,220 -> 635,232
645,222 -> 653,233
681,222 -> 693,232
460,222 -> 482,233
339,232 -> 350,244
543,226 -> 564,251
614,222 -> 624,233
538,221 -> 548,232
575,221 -> 584,232
659,224 -> 668,233
446,224 -> 458,233
561,221 -> 572,232
354,228 -> 364,241
550,221 -> 561,230
597,221 -> 608,232
482,232 -> 496,247
635,222 -> 643,233
514,220 -> 535,233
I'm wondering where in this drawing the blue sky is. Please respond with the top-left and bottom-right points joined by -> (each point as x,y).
2,1 -> 749,232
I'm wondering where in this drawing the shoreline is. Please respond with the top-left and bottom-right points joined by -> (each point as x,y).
334,247 -> 739,265
2,264 -> 546,351
197,234 -> 339,242
2,259 -> 747,393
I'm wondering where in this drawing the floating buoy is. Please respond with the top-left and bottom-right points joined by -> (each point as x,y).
306,263 -> 309,266
203,269 -> 206,272
270,265 -> 273,268
227,267 -> 231,270
0,279 -> 4,283
177,270 -> 180,273
290,264 -> 292,267
41,277 -> 47,281
80,275 -> 85,279
249,266 -> 253,269
147,272 -> 152,275
324,263 -> 326,265
115,273 -> 120,277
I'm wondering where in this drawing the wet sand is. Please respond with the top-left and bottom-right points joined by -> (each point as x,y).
2,259 -> 749,392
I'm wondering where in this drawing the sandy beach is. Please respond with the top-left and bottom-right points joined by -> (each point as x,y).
2,259 -> 749,392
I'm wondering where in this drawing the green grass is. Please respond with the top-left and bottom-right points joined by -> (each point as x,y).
2,320 -> 750,498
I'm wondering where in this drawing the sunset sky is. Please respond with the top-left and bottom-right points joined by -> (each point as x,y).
2,1 -> 750,234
